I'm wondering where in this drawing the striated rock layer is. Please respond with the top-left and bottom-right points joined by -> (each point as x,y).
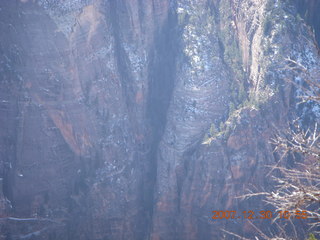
0,0 -> 319,239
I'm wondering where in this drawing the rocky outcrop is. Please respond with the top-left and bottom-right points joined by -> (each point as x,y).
0,1 -> 170,239
0,0 -> 319,239
151,0 -> 320,239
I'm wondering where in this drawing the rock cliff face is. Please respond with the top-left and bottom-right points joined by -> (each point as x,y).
0,0 -> 319,239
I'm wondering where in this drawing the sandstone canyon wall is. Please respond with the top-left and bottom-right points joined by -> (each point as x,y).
0,0 -> 319,239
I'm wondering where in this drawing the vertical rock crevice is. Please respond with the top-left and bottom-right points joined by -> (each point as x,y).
145,3 -> 178,217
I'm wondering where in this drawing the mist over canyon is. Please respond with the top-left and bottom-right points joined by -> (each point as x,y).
0,0 -> 319,239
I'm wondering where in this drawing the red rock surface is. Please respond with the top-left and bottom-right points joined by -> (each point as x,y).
0,0 -> 319,239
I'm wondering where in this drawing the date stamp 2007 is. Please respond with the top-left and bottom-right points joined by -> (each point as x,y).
211,210 -> 309,220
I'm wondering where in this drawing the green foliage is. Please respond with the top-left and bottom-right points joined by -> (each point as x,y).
202,122 -> 224,145
247,97 -> 261,110
229,80 -> 247,109
229,102 -> 235,114
296,13 -> 303,22
238,82 -> 247,102
209,123 -> 218,136
219,122 -> 225,132
307,233 -> 318,240
218,0 -> 244,83
178,11 -> 188,25
222,38 -> 243,77
230,82 -> 238,100
202,133 -> 210,143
